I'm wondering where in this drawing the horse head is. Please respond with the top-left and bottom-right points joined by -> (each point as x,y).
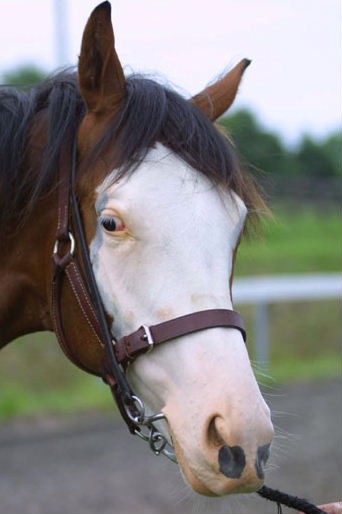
0,1 -> 273,497
75,2 -> 273,495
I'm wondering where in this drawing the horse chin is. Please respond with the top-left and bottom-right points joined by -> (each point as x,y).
170,432 -> 216,496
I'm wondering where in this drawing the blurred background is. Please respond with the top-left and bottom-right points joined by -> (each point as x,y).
0,0 -> 340,417
0,1 -> 341,512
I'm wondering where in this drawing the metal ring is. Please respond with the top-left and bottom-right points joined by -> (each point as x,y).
53,231 -> 76,256
124,395 -> 145,424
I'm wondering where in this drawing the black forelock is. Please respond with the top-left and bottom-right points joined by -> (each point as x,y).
0,71 -> 260,227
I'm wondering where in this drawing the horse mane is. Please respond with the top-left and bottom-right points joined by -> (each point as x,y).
0,72 -> 84,227
0,71 -> 263,228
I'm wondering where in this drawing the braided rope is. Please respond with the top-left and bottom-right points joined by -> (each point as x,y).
258,485 -> 327,514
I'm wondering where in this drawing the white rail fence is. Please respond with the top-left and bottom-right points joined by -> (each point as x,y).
232,273 -> 341,363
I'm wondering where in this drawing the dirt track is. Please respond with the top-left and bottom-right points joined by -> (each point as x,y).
0,378 -> 341,514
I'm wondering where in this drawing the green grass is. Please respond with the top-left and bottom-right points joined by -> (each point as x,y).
261,355 -> 341,383
236,205 -> 341,275
0,333 -> 112,419
0,205 -> 340,419
239,300 -> 341,384
0,377 -> 110,418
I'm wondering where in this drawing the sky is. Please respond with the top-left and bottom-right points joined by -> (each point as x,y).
0,0 -> 341,145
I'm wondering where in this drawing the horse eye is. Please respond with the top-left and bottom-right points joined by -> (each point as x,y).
100,215 -> 124,232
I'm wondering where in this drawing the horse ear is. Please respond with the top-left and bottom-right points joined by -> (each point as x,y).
192,59 -> 251,121
78,1 -> 125,113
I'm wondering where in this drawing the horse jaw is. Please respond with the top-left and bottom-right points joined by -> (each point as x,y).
90,144 -> 273,496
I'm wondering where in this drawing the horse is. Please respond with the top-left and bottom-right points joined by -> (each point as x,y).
0,1 -> 273,497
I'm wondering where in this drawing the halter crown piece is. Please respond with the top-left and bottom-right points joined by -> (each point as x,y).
51,132 -> 327,514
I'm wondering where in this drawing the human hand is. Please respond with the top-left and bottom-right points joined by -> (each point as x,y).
318,503 -> 342,514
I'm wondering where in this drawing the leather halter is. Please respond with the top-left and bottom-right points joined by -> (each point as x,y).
51,133 -> 247,447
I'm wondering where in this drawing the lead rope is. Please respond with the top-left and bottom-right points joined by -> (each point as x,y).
257,485 -> 327,514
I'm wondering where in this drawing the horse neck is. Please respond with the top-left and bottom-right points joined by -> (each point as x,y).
0,198 -> 56,347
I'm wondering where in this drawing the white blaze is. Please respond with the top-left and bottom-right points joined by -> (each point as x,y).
90,144 -> 272,495
91,144 -> 246,334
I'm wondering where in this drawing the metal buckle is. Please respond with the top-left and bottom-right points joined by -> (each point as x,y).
53,231 -> 75,256
141,325 -> 154,353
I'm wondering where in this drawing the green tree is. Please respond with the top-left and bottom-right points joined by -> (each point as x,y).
320,133 -> 341,178
2,65 -> 47,90
296,135 -> 337,178
220,109 -> 291,176
221,109 -> 341,180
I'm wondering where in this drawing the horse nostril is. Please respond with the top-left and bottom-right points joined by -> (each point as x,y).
207,416 -> 225,447
218,445 -> 246,479
255,443 -> 271,479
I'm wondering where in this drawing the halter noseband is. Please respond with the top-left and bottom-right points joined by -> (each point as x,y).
51,134 -> 246,461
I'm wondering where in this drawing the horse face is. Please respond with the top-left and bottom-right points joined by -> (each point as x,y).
89,144 -> 273,495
